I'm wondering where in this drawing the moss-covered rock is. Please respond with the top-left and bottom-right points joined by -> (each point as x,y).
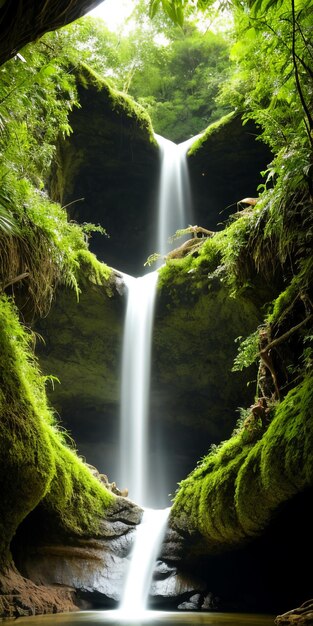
171,375 -> 313,553
34,266 -> 125,485
0,286 -> 144,615
187,112 -> 273,231
0,294 -> 116,571
49,63 -> 160,276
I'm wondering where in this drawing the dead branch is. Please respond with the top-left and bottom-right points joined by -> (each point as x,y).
3,272 -> 29,289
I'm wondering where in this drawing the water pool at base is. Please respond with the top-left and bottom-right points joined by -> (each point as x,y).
1,611 -> 276,626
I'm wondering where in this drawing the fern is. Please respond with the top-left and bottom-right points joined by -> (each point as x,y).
232,331 -> 260,372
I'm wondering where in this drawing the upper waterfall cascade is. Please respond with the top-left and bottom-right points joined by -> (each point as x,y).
155,133 -> 203,259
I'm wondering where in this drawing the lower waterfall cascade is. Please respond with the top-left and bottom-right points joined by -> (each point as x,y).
118,507 -> 171,618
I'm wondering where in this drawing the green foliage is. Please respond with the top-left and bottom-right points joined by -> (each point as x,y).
0,46 -> 115,318
0,193 -> 19,235
0,42 -> 77,189
150,0 -> 313,555
149,0 -> 313,21
144,252 -> 162,267
0,173 -> 99,316
232,331 -> 260,372
129,21 -> 231,141
48,7 -> 231,142
150,0 -> 185,25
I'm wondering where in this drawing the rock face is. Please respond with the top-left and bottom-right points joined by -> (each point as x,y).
0,564 -> 78,619
0,0 -> 101,66
187,113 -> 273,231
149,526 -> 210,610
49,73 -> 272,279
12,497 -> 143,609
35,271 -> 125,489
147,271 -> 262,505
49,65 -> 160,277
10,499 -> 218,613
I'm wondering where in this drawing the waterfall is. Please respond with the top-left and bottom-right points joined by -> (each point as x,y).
155,133 -> 202,259
118,133 -> 201,615
120,271 -> 158,507
119,507 -> 170,618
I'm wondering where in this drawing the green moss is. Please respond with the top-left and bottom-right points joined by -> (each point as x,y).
0,295 -> 115,567
173,437 -> 250,549
157,234 -> 223,295
0,296 -> 54,564
43,434 -> 113,536
157,210 -> 266,302
236,378 -> 313,534
187,111 -> 237,157
77,63 -> 157,147
267,255 -> 313,325
0,170 -> 115,317
75,249 -> 113,294
172,376 -> 313,552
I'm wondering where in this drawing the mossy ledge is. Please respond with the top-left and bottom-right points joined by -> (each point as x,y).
0,294 -> 115,569
171,374 -> 313,553
77,63 -> 157,146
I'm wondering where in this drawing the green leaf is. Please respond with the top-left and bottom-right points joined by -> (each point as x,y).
249,0 -> 284,14
149,0 -> 161,18
161,0 -> 184,25
0,205 -> 19,235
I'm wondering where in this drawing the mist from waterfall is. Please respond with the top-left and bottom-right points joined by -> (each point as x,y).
118,132 -> 201,615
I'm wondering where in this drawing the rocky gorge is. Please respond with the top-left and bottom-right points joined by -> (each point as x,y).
0,2 -> 313,625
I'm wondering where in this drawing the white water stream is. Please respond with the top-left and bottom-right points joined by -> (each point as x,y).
155,134 -> 202,258
120,271 -> 158,507
118,133 -> 201,615
119,507 -> 170,618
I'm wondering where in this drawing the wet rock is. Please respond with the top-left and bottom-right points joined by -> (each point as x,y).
201,591 -> 220,610
160,526 -> 187,561
14,497 -> 143,607
150,560 -> 206,601
177,593 -> 202,610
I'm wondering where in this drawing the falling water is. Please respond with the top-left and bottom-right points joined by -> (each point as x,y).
118,133 -> 201,615
155,134 -> 203,259
120,270 -> 158,507
119,507 -> 170,618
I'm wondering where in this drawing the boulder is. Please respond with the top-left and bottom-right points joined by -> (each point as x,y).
49,64 -> 160,277
13,497 -> 143,608
187,112 -> 273,231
